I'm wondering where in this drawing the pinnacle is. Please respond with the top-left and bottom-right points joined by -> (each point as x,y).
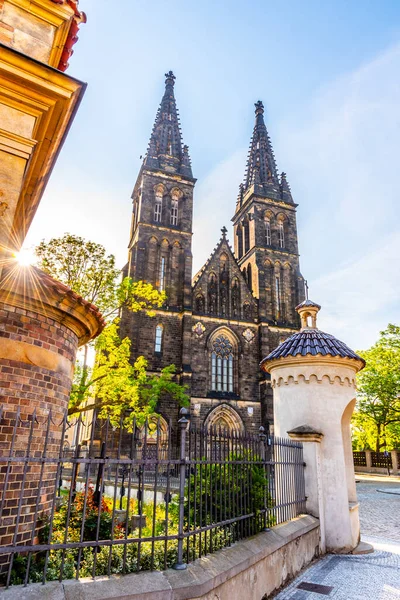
242,100 -> 279,192
143,72 -> 193,178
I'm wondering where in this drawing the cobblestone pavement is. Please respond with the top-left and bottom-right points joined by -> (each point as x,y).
274,480 -> 400,599
357,480 -> 400,542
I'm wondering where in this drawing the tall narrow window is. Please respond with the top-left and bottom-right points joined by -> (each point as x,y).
237,225 -> 243,259
155,325 -> 163,353
211,335 -> 234,393
159,256 -> 166,291
275,276 -> 281,319
154,190 -> 162,222
244,221 -> 250,254
278,221 -> 285,248
170,199 -> 178,225
265,220 -> 271,245
247,264 -> 252,292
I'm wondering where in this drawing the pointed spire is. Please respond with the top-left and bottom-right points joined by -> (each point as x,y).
243,101 -> 279,194
144,72 -> 193,178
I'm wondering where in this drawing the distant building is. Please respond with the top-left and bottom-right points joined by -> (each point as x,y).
120,72 -> 306,440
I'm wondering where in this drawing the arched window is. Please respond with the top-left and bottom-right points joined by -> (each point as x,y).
159,256 -> 166,291
275,275 -> 281,319
244,220 -> 250,254
237,225 -> 243,259
265,219 -> 271,245
195,293 -> 205,313
211,334 -> 234,393
231,278 -> 240,317
154,188 -> 163,222
247,264 -> 252,292
208,273 -> 217,315
170,189 -> 180,226
155,325 -> 163,353
278,221 -> 285,248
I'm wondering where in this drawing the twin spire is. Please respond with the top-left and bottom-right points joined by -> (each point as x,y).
144,71 -> 193,178
241,101 -> 293,203
144,73 -> 292,202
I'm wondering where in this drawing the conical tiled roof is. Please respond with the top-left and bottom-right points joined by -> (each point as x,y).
260,300 -> 365,368
263,329 -> 364,363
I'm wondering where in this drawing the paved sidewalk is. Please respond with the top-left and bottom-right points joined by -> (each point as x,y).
274,481 -> 400,599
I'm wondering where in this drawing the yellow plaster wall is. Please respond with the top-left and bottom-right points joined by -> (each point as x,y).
0,0 -> 76,68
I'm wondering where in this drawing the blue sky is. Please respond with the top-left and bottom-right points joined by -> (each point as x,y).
25,0 -> 400,349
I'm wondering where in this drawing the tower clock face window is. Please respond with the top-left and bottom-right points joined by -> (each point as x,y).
278,222 -> 285,248
211,335 -> 234,393
171,199 -> 178,225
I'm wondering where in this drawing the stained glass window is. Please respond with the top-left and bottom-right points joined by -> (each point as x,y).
211,335 -> 234,393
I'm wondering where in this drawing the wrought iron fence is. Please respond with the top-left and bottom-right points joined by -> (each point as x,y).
353,451 -> 367,467
371,451 -> 392,469
0,406 -> 306,588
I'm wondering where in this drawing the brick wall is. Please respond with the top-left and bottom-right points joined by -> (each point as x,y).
0,301 -> 79,573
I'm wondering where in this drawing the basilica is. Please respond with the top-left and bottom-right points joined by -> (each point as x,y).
119,71 -> 306,439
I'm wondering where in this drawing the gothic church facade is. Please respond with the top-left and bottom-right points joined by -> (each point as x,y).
119,72 -> 305,439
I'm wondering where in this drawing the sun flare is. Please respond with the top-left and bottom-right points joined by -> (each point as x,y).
15,247 -> 35,267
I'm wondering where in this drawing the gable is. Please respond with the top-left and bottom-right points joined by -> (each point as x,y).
192,236 -> 257,320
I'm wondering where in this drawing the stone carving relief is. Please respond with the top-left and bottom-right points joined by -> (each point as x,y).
192,322 -> 206,338
242,328 -> 255,343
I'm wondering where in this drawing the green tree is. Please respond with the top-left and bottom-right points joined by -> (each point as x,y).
35,234 -> 120,316
355,324 -> 400,452
70,321 -> 188,424
35,234 -> 188,420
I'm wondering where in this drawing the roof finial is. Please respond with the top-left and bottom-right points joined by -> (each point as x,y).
254,100 -> 264,115
296,298 -> 321,330
165,70 -> 176,86
304,280 -> 309,300
221,226 -> 228,238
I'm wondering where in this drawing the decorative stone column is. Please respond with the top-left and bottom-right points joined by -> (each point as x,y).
0,264 -> 104,571
261,300 -> 366,554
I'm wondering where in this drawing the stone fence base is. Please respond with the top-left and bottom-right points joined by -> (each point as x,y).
0,515 -> 319,600
354,450 -> 400,476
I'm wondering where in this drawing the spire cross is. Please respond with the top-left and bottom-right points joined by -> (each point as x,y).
254,100 -> 264,114
165,71 -> 176,85
304,280 -> 309,300
221,226 -> 228,238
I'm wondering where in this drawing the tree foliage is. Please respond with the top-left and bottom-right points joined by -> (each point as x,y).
35,234 -> 120,316
354,324 -> 400,451
35,234 -> 166,319
35,234 -> 186,422
69,321 -> 189,425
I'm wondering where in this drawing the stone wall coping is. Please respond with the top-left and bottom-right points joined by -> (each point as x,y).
0,265 -> 105,345
0,515 -> 319,600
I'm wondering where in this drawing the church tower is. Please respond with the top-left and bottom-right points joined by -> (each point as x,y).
232,101 -> 305,327
232,101 -> 305,423
120,72 -> 196,404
